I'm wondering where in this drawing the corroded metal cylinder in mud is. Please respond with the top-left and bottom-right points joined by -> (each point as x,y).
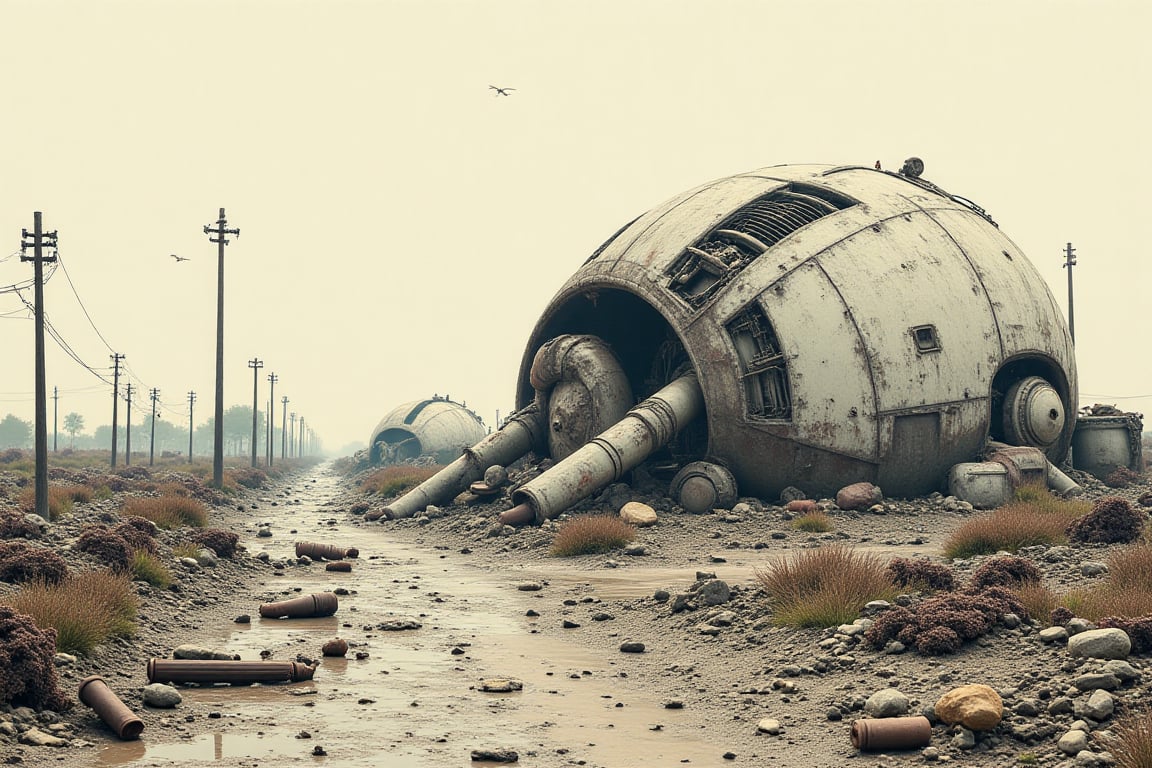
503,373 -> 704,525
515,163 -> 1078,499
77,676 -> 144,740
378,404 -> 547,520
850,716 -> 932,751
295,541 -> 359,560
147,659 -> 316,685
258,592 -> 339,619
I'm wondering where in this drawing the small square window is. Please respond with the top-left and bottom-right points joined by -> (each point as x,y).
911,325 -> 941,353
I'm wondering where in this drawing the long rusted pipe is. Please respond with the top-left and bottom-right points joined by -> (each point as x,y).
375,402 -> 547,520
147,659 -> 316,685
77,676 -> 144,740
295,541 -> 359,560
258,592 -> 339,619
502,372 -> 703,526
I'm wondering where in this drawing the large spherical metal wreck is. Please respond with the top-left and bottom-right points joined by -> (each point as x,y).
516,163 -> 1076,499
381,162 -> 1077,523
368,397 -> 487,465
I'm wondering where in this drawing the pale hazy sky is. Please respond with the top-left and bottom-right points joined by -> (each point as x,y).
1,0 -> 1148,455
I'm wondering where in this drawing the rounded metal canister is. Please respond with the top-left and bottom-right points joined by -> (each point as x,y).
851,716 -> 932,751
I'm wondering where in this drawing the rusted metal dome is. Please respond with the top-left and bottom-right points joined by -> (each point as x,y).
515,163 -> 1077,498
368,397 -> 487,465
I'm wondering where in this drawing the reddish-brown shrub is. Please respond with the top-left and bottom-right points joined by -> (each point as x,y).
114,465 -> 151,481
1067,496 -> 1145,544
193,528 -> 239,558
74,526 -> 133,570
1104,467 -> 1142,489
112,520 -> 157,555
0,541 -> 69,585
1050,606 -> 1074,626
968,555 -> 1041,591
1137,491 -> 1152,508
887,557 -> 955,592
0,605 -> 71,710
0,509 -> 42,539
863,587 -> 1025,656
0,449 -> 25,464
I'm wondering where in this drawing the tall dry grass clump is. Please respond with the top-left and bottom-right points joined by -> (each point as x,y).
360,466 -> 440,497
130,550 -> 172,588
755,545 -> 898,628
550,515 -> 637,556
1100,706 -> 1152,768
942,488 -> 1090,559
3,570 -> 137,655
120,495 -> 208,529
17,485 -> 79,520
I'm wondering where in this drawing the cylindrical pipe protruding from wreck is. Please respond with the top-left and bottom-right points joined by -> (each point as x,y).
147,659 -> 316,685
295,541 -> 359,560
374,403 -> 547,520
502,372 -> 704,526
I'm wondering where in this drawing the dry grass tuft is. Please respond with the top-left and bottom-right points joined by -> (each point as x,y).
755,545 -> 898,628
1015,582 -> 1061,627
130,550 -> 172,588
942,490 -> 1089,559
550,515 -> 637,557
120,494 -> 208,529
1100,706 -> 1152,768
17,485 -> 78,520
359,466 -> 441,497
791,511 -> 834,533
4,570 -> 137,655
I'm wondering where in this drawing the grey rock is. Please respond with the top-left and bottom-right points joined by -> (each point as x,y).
1040,626 -> 1069,644
1102,660 -> 1140,682
173,644 -> 236,661
863,687 -> 909,718
951,727 -> 976,749
1058,729 -> 1089,755
1068,628 -> 1131,660
1072,673 -> 1121,692
1075,689 -> 1114,721
695,580 -> 731,606
142,683 -> 182,708
757,718 -> 782,735
19,727 -> 67,747
1080,561 -> 1108,577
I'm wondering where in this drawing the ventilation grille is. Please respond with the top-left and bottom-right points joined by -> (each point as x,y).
667,184 -> 855,308
727,305 -> 791,420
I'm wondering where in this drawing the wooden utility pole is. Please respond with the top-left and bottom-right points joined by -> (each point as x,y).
1063,243 -> 1077,344
203,209 -> 239,487
125,382 -> 133,466
248,358 -> 263,468
187,391 -> 196,462
281,396 -> 289,460
149,388 -> 159,466
52,386 -> 58,452
20,212 -> 57,520
110,353 -> 124,468
266,372 -> 277,467
289,412 -> 296,458
298,416 -> 305,457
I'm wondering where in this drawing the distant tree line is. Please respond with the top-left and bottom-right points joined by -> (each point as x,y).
0,405 -> 281,457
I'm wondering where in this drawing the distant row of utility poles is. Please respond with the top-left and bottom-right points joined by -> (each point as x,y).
19,210 -> 321,518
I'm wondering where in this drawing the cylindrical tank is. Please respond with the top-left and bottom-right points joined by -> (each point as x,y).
516,164 -> 1077,499
1072,415 -> 1143,479
368,397 -> 488,465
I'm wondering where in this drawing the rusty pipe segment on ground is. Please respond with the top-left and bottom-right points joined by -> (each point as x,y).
501,371 -> 704,526
77,676 -> 144,740
147,659 -> 316,685
295,541 -> 359,560
376,403 -> 547,520
258,592 -> 339,619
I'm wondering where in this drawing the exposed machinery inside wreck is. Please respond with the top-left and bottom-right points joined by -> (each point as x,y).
367,396 -> 487,465
380,161 -> 1080,524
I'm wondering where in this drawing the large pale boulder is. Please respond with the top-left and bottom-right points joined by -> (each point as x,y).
620,502 -> 657,527
934,684 -> 1003,731
1067,628 -> 1131,660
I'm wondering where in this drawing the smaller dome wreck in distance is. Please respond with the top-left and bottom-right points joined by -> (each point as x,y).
368,396 -> 487,465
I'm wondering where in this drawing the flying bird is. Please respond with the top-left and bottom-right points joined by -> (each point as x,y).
170,254 -> 189,262
489,85 -> 516,96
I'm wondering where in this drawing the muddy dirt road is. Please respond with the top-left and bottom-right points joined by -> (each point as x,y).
90,462 -> 753,768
